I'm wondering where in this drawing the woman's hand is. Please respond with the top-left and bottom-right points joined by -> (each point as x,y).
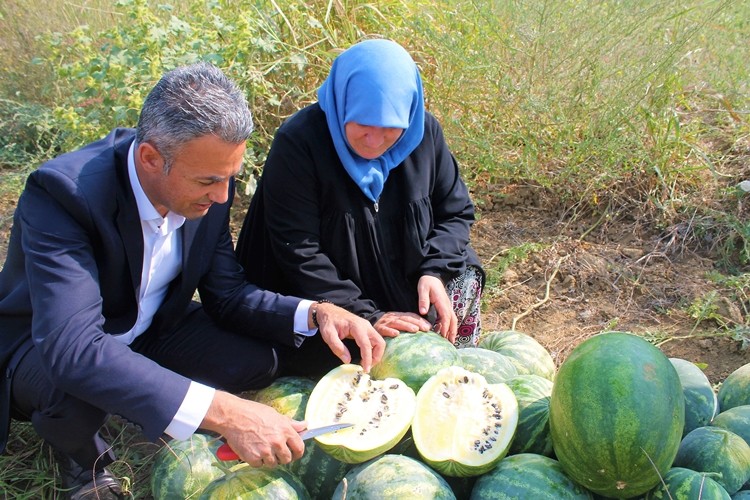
417,275 -> 458,344
373,311 -> 433,338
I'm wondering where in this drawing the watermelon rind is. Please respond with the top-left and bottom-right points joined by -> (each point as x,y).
672,426 -> 750,495
549,332 -> 685,498
370,330 -> 459,392
331,454 -> 456,499
504,374 -> 554,457
199,463 -> 310,499
150,433 -> 226,500
669,357 -> 719,436
643,467 -> 730,500
456,347 -> 518,383
477,330 -> 556,381
469,453 -> 593,499
719,363 -> 750,413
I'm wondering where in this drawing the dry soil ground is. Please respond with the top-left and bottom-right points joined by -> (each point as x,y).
465,183 -> 748,386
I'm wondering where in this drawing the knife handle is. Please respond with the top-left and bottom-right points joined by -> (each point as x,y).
215,442 -> 240,461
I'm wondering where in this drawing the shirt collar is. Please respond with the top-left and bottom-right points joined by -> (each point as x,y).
128,142 -> 186,235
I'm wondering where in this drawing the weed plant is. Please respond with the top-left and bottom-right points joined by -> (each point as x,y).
0,0 -> 748,497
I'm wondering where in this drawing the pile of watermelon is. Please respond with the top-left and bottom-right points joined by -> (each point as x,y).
151,330 -> 750,499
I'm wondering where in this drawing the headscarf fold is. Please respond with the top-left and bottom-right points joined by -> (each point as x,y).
318,39 -> 425,202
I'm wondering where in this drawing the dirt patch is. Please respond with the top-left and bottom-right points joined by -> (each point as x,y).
469,184 -> 748,385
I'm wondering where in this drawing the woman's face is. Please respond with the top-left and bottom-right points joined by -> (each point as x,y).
345,122 -> 403,159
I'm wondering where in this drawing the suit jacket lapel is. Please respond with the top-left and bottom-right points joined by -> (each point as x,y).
114,137 -> 145,295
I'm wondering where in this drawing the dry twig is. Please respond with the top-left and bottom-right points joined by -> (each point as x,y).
511,255 -> 569,331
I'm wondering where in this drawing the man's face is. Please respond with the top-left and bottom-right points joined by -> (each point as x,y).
138,135 -> 245,219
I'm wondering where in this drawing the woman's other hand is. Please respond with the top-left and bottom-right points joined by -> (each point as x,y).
417,275 -> 458,344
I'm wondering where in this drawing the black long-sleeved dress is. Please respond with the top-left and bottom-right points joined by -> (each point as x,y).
236,103 -> 482,325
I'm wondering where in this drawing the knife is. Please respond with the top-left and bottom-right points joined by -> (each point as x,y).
215,423 -> 354,461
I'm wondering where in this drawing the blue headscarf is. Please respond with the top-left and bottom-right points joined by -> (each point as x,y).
318,39 -> 425,202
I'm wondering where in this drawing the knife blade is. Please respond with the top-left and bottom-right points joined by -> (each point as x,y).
215,423 -> 354,461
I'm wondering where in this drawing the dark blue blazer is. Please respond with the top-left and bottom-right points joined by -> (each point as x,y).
0,128 -> 301,441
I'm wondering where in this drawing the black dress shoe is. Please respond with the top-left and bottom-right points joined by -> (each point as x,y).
55,450 -> 126,499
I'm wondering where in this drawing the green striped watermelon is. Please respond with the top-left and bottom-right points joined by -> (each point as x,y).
252,376 -> 316,420
199,463 -> 310,499
712,405 -> 750,445
331,454 -> 456,499
477,330 -> 556,381
456,347 -> 518,383
719,363 -> 750,413
669,357 -> 719,436
549,332 -> 685,498
505,374 -> 554,457
151,433 -> 226,500
644,467 -> 730,500
673,426 -> 750,495
249,376 -> 351,499
370,330 -> 459,392
289,443 -> 351,500
469,453 -> 593,499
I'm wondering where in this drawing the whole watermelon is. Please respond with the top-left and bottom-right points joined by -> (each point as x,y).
248,375 -> 351,499
477,330 -> 556,381
719,363 -> 750,412
672,426 -> 750,495
252,376 -> 316,420
151,433 -> 226,500
712,405 -> 750,445
644,467 -> 730,500
505,374 -> 554,457
199,463 -> 310,499
549,332 -> 685,498
331,454 -> 456,499
456,347 -> 518,383
370,330 -> 459,392
470,453 -> 593,499
669,358 -> 718,436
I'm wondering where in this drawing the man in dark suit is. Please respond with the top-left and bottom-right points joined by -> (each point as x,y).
0,62 -> 386,499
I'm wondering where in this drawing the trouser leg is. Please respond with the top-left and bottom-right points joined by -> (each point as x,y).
10,346 -> 114,471
445,264 -> 485,348
131,302 -> 282,393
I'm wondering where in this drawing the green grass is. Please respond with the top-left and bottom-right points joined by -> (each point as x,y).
0,0 -> 748,497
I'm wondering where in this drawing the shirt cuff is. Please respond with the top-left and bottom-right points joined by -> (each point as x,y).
163,381 -> 216,440
294,299 -> 317,337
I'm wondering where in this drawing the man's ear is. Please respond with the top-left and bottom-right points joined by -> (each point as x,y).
136,142 -> 165,173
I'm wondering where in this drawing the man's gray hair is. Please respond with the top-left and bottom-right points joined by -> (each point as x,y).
136,62 -> 253,172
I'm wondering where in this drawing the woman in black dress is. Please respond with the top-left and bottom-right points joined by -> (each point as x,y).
236,39 -> 484,372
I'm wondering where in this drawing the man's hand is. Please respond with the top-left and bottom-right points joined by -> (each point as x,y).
311,302 -> 386,372
201,391 -> 306,467
373,311 -> 432,338
417,275 -> 458,344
